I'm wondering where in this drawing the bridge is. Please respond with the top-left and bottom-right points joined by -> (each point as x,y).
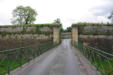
0,24 -> 113,75
1,39 -> 100,75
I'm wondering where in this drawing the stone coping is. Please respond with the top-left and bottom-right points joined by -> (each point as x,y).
72,24 -> 78,27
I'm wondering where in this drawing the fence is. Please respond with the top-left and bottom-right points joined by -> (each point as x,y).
73,42 -> 113,75
0,41 -> 57,75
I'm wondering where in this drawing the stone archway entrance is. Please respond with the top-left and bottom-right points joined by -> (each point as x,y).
53,24 -> 78,44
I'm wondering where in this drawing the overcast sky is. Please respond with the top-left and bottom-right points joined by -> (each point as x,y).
0,0 -> 113,29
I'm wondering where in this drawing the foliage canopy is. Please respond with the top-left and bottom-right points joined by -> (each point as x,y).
53,18 -> 64,32
11,6 -> 37,25
108,11 -> 113,22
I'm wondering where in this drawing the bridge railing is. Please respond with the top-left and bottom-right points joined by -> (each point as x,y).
0,41 -> 58,75
73,42 -> 113,75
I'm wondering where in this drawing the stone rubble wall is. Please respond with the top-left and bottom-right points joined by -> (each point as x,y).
0,25 -> 53,40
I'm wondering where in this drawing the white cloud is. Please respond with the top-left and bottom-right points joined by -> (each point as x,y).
0,22 -> 3,25
0,0 -> 112,29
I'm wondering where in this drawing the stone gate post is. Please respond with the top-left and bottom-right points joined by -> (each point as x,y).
53,25 -> 60,44
72,24 -> 78,43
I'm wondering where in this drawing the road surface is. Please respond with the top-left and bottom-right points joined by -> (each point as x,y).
15,39 -> 99,75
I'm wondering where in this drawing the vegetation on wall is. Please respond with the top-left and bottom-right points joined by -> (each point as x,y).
0,31 -> 12,37
0,30 -> 52,36
76,22 -> 113,35
0,24 -> 56,36
0,24 -> 55,50
53,18 -> 64,32
77,22 -> 113,26
77,22 -> 113,53
78,26 -> 113,35
0,23 -> 57,50
0,24 -> 56,28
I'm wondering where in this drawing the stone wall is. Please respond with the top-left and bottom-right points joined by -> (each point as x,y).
0,24 -> 60,50
78,25 -> 113,35
77,25 -> 113,53
0,25 -> 53,40
0,25 -> 52,33
61,32 -> 72,39
78,25 -> 113,42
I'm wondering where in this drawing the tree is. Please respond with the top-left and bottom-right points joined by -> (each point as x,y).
11,6 -> 37,25
53,18 -> 64,32
108,11 -> 113,22
54,18 -> 61,24
66,27 -> 72,32
63,27 -> 72,32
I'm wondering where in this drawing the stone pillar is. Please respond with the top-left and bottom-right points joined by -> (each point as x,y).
72,24 -> 78,43
53,25 -> 60,44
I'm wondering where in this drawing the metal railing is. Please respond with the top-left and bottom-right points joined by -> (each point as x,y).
0,41 -> 58,75
73,42 -> 113,75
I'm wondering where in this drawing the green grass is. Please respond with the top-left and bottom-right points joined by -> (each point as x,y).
0,59 -> 27,75
85,53 -> 113,75
89,59 -> 113,75
74,43 -> 113,75
0,41 -> 58,75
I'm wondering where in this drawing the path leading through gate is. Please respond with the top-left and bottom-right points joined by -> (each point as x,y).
13,39 -> 99,75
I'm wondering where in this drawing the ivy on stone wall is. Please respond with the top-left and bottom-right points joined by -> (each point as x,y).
0,23 -> 56,27
0,31 -> 12,37
77,22 -> 113,26
0,24 -> 56,37
78,25 -> 113,35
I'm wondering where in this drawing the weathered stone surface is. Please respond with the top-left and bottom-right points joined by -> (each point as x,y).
0,34 -> 51,40
0,26 -> 52,33
72,25 -> 78,42
40,27 -> 52,32
53,26 -> 60,44
0,25 -> 60,44
78,25 -> 113,35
